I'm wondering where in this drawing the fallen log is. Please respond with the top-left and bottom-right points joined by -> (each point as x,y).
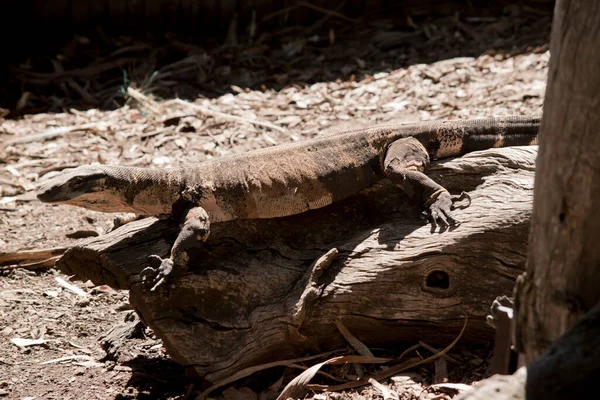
57,146 -> 537,382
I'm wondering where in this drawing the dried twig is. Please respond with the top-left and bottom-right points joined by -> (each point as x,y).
41,355 -> 95,364
335,318 -> 374,357
39,163 -> 80,177
5,122 -> 112,145
304,317 -> 469,394
277,355 -> 395,400
126,87 -> 162,114
55,277 -> 88,297
261,5 -> 300,22
12,58 -> 138,82
166,98 -> 287,133
453,13 -> 485,45
0,256 -> 61,270
7,158 -> 62,171
51,59 -> 98,105
434,357 -> 448,384
296,1 -> 359,23
419,341 -> 460,364
287,364 -> 346,382
11,338 -> 53,348
197,350 -> 343,400
0,247 -> 67,267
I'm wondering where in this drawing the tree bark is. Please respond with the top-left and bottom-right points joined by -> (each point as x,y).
514,0 -> 600,363
525,301 -> 600,399
57,146 -> 537,383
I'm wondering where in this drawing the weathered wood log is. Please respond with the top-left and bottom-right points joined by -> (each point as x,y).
57,146 -> 537,383
99,310 -> 144,362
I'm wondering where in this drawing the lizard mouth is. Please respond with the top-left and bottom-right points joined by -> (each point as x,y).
37,186 -> 133,212
37,183 -> 71,203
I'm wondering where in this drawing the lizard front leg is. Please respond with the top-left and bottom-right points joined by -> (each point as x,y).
384,137 -> 470,228
140,206 -> 210,291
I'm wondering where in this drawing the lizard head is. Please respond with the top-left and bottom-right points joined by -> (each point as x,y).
37,165 -> 133,212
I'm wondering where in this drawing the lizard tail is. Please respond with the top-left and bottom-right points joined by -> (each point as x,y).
465,115 -> 540,152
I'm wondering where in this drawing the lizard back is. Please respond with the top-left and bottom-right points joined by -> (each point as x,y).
183,116 -> 539,222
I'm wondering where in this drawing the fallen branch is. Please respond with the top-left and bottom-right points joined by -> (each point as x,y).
126,87 -> 162,114
5,121 -> 115,145
1,256 -> 61,270
0,247 -> 67,268
296,1 -> 359,23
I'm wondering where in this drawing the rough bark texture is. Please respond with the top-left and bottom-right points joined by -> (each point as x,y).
514,0 -> 600,363
99,311 -> 144,362
57,146 -> 537,383
525,301 -> 600,399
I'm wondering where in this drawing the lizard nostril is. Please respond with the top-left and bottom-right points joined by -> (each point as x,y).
36,185 -> 62,202
37,188 -> 51,201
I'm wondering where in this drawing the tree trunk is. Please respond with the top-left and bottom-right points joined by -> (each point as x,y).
514,0 -> 600,363
57,146 -> 537,383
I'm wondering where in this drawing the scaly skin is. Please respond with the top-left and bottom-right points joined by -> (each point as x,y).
37,115 -> 540,290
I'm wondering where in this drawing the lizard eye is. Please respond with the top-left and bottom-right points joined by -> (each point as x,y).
71,177 -> 85,186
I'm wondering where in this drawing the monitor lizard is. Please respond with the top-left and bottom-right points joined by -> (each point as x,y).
37,115 -> 540,291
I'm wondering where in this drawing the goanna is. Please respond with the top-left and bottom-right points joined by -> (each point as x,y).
37,115 -> 540,291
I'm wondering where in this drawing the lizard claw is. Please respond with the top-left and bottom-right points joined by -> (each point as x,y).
139,266 -> 156,283
423,190 -> 468,228
451,191 -> 471,209
140,255 -> 174,291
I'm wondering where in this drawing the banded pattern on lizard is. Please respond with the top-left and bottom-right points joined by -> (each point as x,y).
37,115 -> 540,290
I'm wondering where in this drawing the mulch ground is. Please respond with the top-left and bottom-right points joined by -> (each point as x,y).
1,4 -> 550,399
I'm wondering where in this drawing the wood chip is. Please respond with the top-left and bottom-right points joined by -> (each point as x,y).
55,277 -> 88,297
65,230 -> 100,239
10,338 -> 52,348
41,355 -> 94,364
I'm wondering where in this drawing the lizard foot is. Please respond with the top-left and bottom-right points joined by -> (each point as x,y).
422,190 -> 471,228
140,255 -> 175,292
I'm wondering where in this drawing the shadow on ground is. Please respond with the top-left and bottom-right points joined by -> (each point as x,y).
1,2 -> 552,116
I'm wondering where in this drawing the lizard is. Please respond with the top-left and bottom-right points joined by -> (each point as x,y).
36,115 -> 540,291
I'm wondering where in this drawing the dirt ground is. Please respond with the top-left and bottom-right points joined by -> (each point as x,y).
1,5 -> 550,400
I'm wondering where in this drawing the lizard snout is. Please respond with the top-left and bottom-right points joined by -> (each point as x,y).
37,182 -> 65,203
